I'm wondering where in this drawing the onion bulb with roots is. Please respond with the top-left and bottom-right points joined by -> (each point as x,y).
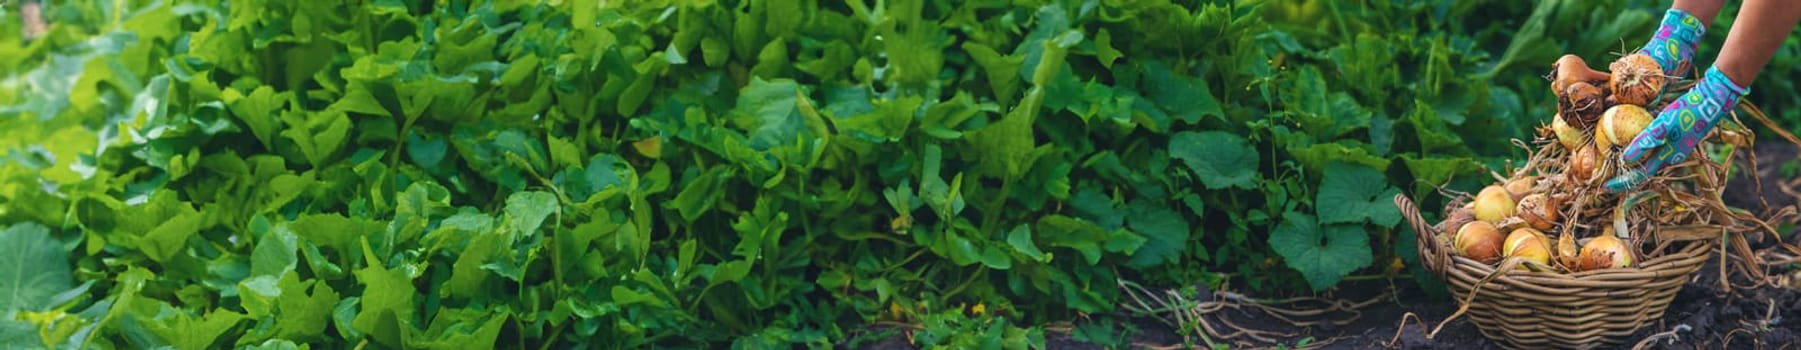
1516,193 -> 1558,231
1503,228 -> 1552,271
1600,104 -> 1654,150
1454,221 -> 1505,264
1553,114 -> 1587,150
1609,53 -> 1667,106
1474,185 -> 1517,223
1559,82 -> 1606,129
1552,55 -> 1612,97
1578,234 -> 1634,270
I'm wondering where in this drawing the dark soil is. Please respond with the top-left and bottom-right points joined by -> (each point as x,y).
853,142 -> 1801,350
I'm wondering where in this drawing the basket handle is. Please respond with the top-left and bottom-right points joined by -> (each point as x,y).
1394,194 -> 1451,276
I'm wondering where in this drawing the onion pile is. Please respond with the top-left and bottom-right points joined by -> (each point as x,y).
1441,53 -> 1678,273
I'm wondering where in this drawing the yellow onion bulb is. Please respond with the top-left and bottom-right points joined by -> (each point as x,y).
1474,185 -> 1517,224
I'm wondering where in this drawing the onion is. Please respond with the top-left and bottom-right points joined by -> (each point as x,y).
1578,234 -> 1634,270
1473,185 -> 1516,223
1504,176 -> 1537,202
1552,55 -> 1611,97
1552,113 -> 1587,150
1599,104 -> 1653,149
1503,228 -> 1552,271
1516,193 -> 1557,231
1569,145 -> 1599,184
1609,53 -> 1666,106
1454,221 -> 1505,265
1559,82 -> 1606,129
1441,206 -> 1476,244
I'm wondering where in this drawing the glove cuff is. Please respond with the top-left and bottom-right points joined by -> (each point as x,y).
1639,9 -> 1706,76
1697,66 -> 1751,109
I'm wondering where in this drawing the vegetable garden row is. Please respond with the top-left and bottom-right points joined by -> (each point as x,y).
1,0 -> 1797,348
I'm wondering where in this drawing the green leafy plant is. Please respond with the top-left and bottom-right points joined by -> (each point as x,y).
0,0 -> 1715,347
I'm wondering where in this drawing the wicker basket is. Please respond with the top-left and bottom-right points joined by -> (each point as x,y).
1394,194 -> 1716,349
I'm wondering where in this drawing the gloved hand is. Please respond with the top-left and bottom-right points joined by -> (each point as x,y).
1638,8 -> 1708,77
1605,66 -> 1750,193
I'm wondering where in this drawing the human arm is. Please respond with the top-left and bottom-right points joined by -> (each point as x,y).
1606,0 -> 1801,193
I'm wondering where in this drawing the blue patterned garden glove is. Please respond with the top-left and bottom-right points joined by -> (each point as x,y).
1638,9 -> 1707,77
1605,66 -> 1750,193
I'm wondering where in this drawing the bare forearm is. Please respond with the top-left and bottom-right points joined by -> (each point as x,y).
1716,0 -> 1801,85
1672,0 -> 1729,28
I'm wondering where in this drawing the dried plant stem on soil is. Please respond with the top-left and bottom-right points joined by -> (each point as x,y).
1630,324 -> 1691,350
1116,279 -> 1385,349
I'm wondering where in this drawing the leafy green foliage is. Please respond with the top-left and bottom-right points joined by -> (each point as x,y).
1,223 -> 70,312
0,0 -> 1721,347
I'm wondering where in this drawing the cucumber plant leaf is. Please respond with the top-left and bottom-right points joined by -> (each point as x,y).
1169,131 -> 1259,190
1269,212 -> 1372,292
1316,162 -> 1402,227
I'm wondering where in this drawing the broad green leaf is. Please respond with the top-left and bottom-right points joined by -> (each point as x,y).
1124,200 -> 1190,268
238,276 -> 281,318
0,223 -> 71,312
1139,59 -> 1223,125
1035,215 -> 1110,265
711,260 -> 752,286
1316,162 -> 1402,227
1169,131 -> 1259,190
140,201 -> 204,263
249,223 -> 299,279
1005,225 -> 1050,263
1269,212 -> 1372,291
1067,186 -> 1124,230
352,239 -> 416,348
503,191 -> 558,236
402,308 -> 508,350
731,77 -> 812,151
288,213 -> 383,253
672,167 -> 728,222
273,273 -> 339,341
222,86 -> 290,149
446,233 -> 505,297
279,110 -> 352,166
963,42 -> 1023,106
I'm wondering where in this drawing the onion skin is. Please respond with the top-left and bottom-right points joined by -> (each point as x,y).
1600,104 -> 1653,149
1609,53 -> 1666,106
1504,176 -> 1537,202
1552,114 -> 1586,150
1454,221 -> 1505,265
1578,234 -> 1634,270
1474,185 -> 1517,223
1552,55 -> 1612,97
1555,232 -> 1580,271
1570,145 -> 1599,184
1560,82 -> 1607,129
1503,228 -> 1552,271
1517,193 -> 1557,231
1441,206 -> 1476,244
